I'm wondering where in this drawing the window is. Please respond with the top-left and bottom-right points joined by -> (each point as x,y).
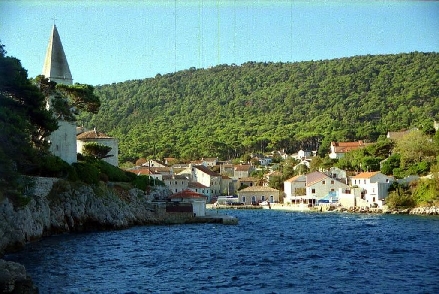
262,196 -> 265,201
242,196 -> 246,203
322,181 -> 326,184
364,180 -> 366,184
312,189 -> 316,194
331,180 -> 334,184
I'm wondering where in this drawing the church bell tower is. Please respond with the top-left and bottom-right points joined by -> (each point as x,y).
42,25 -> 77,164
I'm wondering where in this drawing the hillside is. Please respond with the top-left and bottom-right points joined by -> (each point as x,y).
78,52 -> 439,163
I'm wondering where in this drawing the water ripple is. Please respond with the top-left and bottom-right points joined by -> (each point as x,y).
5,210 -> 439,294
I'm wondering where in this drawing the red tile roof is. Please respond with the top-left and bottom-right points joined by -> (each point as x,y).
169,189 -> 207,199
351,171 -> 380,179
331,141 -> 370,153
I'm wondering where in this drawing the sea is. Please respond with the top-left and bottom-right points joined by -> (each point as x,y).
5,209 -> 439,294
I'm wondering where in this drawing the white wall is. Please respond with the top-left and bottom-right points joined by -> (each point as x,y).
49,120 -> 77,164
77,138 -> 118,166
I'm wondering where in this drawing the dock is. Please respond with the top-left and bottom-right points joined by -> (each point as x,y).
194,212 -> 239,225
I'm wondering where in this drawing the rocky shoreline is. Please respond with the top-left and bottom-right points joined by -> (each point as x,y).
0,177 -> 175,293
321,205 -> 439,215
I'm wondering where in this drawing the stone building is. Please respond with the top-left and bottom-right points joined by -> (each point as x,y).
42,25 -> 77,164
76,128 -> 119,166
237,186 -> 280,205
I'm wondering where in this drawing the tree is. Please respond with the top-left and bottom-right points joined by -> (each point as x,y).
82,142 -> 112,160
0,45 -> 58,164
394,130 -> 438,168
35,75 -> 101,119
380,154 -> 400,175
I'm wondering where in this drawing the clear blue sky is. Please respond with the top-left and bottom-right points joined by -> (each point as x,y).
1,0 -> 438,85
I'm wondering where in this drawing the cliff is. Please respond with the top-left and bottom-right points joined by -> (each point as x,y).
0,176 -> 174,293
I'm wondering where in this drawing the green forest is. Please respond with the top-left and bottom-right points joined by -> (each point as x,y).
79,52 -> 439,163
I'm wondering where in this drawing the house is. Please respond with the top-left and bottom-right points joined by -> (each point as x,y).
386,128 -> 418,141
77,128 -> 119,166
350,171 -> 393,207
329,140 -> 370,159
237,177 -> 259,189
283,175 -> 306,204
162,174 -> 189,193
326,167 -> 347,182
220,175 -> 234,195
142,159 -> 167,168
258,157 -> 272,166
126,166 -> 163,181
306,171 -> 350,206
187,182 -> 210,199
297,149 -> 312,160
219,163 -> 234,177
238,186 -> 280,205
234,165 -> 255,179
168,189 -> 208,217
202,157 -> 219,167
178,164 -> 223,202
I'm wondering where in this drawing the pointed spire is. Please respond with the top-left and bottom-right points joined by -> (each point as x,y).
42,25 -> 73,85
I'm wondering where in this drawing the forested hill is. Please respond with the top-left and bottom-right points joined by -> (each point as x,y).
79,52 -> 439,163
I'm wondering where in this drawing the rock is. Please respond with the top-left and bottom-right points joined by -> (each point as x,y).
0,259 -> 38,293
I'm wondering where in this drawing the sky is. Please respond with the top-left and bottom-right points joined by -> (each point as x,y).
1,0 -> 438,86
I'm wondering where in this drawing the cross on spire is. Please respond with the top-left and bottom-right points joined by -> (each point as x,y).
51,17 -> 57,25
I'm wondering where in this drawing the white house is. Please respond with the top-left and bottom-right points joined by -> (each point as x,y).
350,171 -> 394,207
76,129 -> 119,166
162,174 -> 189,194
283,175 -> 306,204
306,171 -> 350,206
168,189 -> 207,217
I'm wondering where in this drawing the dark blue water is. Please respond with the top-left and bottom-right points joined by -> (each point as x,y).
5,210 -> 439,294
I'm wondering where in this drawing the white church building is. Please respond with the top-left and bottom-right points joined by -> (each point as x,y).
42,25 -> 118,166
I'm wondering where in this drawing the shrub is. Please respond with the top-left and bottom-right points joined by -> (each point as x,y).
386,190 -> 416,209
72,162 -> 99,184
38,154 -> 72,178
132,175 -> 153,191
94,159 -> 131,182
